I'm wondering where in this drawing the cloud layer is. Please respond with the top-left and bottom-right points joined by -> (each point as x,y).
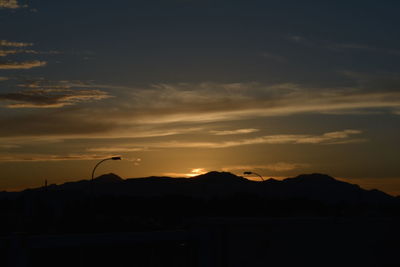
0,40 -> 33,47
0,49 -> 37,57
87,129 -> 364,151
222,162 -> 310,172
0,61 -> 47,70
1,79 -> 397,142
209,128 -> 259,135
121,82 -> 400,126
0,0 -> 23,9
0,88 -> 112,108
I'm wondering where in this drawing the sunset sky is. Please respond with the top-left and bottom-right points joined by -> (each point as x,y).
1,1 -> 400,195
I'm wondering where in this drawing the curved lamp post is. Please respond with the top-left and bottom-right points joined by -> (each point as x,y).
243,171 -> 264,182
91,156 -> 122,181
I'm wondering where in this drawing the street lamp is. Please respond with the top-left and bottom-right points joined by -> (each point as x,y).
243,171 -> 264,182
91,156 -> 122,181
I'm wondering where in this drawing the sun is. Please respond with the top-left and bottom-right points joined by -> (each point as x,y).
185,168 -> 207,177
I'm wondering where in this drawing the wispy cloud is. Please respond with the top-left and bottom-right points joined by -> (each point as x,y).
0,49 -> 38,57
0,40 -> 58,58
0,80 -> 398,141
222,162 -> 310,172
0,61 -> 47,70
1,50 -> 24,57
0,153 -> 119,162
0,89 -> 112,108
67,80 -> 400,121
0,0 -> 25,9
209,128 -> 259,135
0,50 -> 56,57
16,78 -> 74,89
0,119 -> 204,143
119,82 -> 400,125
294,129 -> 363,144
0,144 -> 19,149
87,129 -> 364,150
149,129 -> 364,148
0,40 -> 32,47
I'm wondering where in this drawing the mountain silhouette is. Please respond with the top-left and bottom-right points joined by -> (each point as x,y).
269,173 -> 394,203
1,171 -> 399,235
193,171 -> 248,183
93,173 -> 124,183
7,171 -> 395,204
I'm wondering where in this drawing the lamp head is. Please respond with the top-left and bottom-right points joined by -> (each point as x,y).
111,156 -> 122,160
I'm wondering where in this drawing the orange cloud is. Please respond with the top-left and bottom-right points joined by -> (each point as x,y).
0,88 -> 112,108
209,128 -> 259,135
0,49 -> 37,57
0,0 -> 24,9
0,40 -> 32,47
222,162 -> 310,172
84,129 -> 365,151
163,168 -> 208,178
0,81 -> 398,142
0,61 -> 46,70
109,82 -> 400,125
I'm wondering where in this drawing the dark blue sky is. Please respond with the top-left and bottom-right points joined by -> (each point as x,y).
2,0 -> 400,84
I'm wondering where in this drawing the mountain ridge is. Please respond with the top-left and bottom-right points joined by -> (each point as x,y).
2,171 -> 395,204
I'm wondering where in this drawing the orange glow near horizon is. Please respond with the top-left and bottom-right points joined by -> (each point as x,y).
185,168 -> 207,177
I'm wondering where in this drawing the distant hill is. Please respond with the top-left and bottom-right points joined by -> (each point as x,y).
1,172 -> 399,234
268,173 -> 394,203
8,171 -> 396,204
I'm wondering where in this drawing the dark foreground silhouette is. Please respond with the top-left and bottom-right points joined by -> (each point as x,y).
1,172 -> 399,266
